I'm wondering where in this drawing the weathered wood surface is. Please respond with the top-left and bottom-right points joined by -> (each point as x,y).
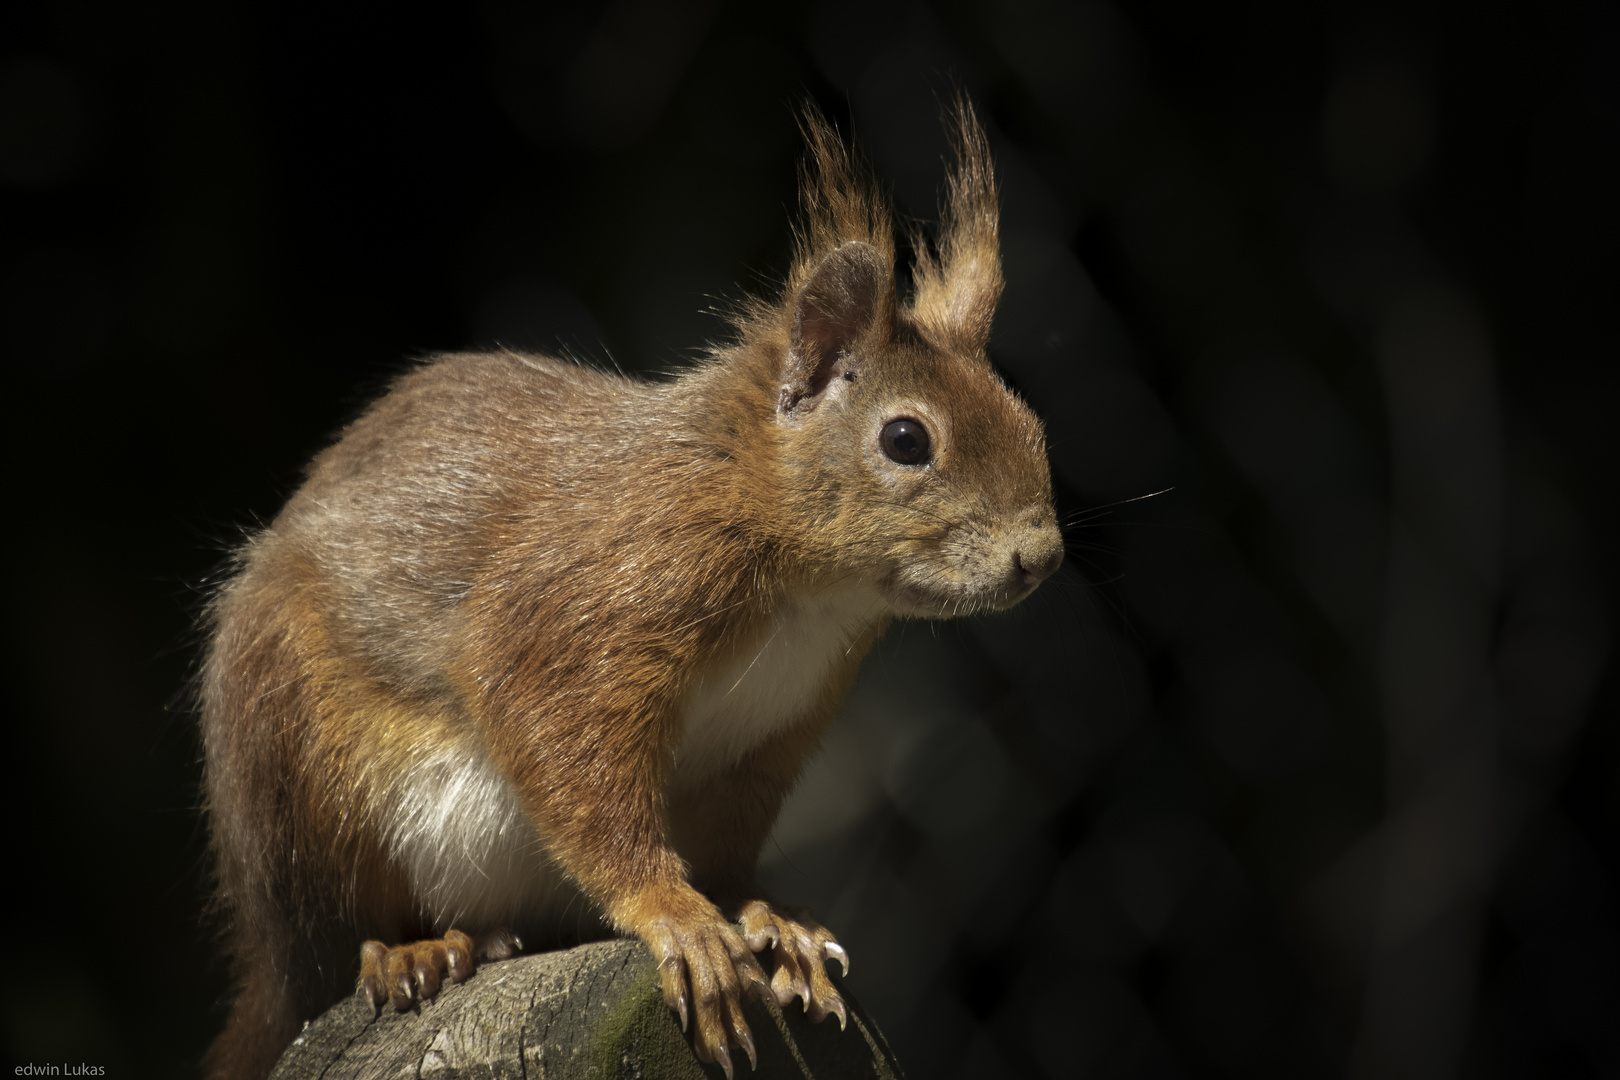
269,938 -> 904,1080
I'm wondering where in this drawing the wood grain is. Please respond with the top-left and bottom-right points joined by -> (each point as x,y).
269,938 -> 904,1080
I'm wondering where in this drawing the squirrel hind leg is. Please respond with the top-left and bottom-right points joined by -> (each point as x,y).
358,927 -> 524,1013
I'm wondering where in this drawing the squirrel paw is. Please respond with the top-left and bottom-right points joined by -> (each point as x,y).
734,901 -> 848,1030
643,913 -> 769,1080
358,927 -> 523,1013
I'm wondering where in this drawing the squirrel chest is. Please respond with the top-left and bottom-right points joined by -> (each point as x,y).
673,582 -> 886,785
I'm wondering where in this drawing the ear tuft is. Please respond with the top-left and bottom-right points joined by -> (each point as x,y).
782,242 -> 891,415
909,98 -> 1003,355
792,109 -> 895,277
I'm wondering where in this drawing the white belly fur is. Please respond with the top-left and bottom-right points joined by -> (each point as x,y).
674,582 -> 887,785
375,740 -> 568,932
374,583 -> 886,927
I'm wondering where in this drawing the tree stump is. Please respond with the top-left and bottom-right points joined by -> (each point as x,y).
269,938 -> 904,1079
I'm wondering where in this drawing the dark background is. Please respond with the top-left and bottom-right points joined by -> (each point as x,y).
3,1 -> 1615,1077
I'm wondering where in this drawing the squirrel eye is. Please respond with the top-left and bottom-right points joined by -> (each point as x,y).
880,418 -> 932,466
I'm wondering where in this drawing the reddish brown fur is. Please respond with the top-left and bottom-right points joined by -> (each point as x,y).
200,103 -> 1061,1079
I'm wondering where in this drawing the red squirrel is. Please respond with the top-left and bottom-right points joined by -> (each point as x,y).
199,103 -> 1061,1079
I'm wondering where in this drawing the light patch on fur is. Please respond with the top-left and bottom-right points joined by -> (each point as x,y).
375,741 -> 564,930
675,582 -> 887,784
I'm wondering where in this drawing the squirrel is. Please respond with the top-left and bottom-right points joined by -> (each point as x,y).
198,102 -> 1062,1080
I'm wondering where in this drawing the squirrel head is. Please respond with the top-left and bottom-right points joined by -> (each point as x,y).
733,102 -> 1062,617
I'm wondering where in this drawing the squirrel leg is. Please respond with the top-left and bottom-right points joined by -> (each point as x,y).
357,928 -> 523,1012
669,714 -> 854,1035
478,706 -> 770,1077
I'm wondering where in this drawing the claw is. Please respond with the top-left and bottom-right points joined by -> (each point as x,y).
360,974 -> 386,1015
664,956 -> 690,1032
739,1025 -> 758,1070
826,994 -> 847,1032
477,928 -> 523,961
794,968 -> 811,1011
741,963 -> 771,1002
823,941 -> 849,977
415,957 -> 440,1000
391,971 -> 414,1010
727,997 -> 759,1070
651,927 -> 690,1033
744,923 -> 780,952
714,1043 -> 734,1080
447,943 -> 473,983
770,960 -> 805,1010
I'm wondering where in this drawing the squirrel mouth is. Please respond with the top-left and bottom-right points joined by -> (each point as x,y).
876,573 -> 1034,619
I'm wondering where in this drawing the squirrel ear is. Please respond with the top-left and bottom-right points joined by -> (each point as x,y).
909,101 -> 1002,355
782,241 -> 891,416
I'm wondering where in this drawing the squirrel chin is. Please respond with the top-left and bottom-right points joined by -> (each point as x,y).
877,578 -> 1035,619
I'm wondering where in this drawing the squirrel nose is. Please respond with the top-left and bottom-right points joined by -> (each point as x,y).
1013,536 -> 1063,586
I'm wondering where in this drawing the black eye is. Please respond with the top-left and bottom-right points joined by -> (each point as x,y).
880,418 -> 932,465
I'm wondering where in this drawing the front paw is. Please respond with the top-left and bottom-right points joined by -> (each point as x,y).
358,927 -> 523,1013
641,912 -> 770,1079
733,901 -> 848,1030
